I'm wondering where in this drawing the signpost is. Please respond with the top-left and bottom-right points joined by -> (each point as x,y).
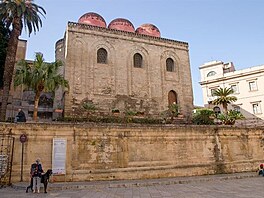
20,134 -> 27,181
20,134 -> 27,143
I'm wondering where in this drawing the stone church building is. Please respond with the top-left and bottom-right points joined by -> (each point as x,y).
54,12 -> 193,119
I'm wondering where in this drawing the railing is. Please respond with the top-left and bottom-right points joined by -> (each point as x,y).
0,135 -> 14,187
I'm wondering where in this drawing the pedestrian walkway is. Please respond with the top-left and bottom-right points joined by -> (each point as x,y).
12,171 -> 257,191
1,172 -> 262,198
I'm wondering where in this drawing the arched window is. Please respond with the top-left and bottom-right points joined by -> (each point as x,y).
133,53 -> 143,68
207,71 -> 216,77
168,90 -> 177,105
97,48 -> 107,64
166,58 -> 174,72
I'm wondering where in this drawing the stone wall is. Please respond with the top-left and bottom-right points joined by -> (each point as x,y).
0,123 -> 263,183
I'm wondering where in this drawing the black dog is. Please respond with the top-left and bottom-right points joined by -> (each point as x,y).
26,169 -> 53,193
41,169 -> 53,193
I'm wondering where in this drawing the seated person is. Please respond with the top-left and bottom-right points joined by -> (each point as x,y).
257,163 -> 263,175
16,108 -> 26,122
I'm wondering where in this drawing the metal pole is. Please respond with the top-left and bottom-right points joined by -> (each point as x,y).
9,136 -> 15,185
20,142 -> 24,182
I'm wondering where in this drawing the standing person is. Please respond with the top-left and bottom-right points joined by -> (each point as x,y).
30,158 -> 44,193
16,108 -> 26,122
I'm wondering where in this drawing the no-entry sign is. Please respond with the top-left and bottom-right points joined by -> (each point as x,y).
20,134 -> 28,143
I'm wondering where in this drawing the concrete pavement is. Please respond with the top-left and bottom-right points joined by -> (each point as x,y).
1,172 -> 262,197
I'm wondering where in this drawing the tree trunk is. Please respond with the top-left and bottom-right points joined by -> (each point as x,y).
33,90 -> 41,121
0,17 -> 21,121
223,104 -> 228,114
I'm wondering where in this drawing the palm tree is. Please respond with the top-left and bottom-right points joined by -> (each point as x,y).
0,0 -> 46,121
14,53 -> 69,121
212,87 -> 237,113
0,21 -> 10,88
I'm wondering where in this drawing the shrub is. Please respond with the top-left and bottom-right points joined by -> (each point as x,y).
192,109 -> 215,125
218,110 -> 244,125
57,115 -> 163,125
125,110 -> 137,116
168,103 -> 180,117
82,101 -> 96,111
111,108 -> 120,113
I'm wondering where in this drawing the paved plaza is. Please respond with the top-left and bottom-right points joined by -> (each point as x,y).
0,172 -> 262,198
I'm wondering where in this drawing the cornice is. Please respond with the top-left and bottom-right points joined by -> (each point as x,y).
67,22 -> 189,47
199,61 -> 223,69
200,68 -> 264,85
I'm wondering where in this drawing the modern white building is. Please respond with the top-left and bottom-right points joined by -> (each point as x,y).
199,61 -> 264,120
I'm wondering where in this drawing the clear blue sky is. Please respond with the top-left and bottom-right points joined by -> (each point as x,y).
21,0 -> 264,106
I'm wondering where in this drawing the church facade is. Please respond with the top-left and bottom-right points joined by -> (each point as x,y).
55,12 -> 193,119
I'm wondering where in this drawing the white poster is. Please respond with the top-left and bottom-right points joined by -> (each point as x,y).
52,138 -> 67,175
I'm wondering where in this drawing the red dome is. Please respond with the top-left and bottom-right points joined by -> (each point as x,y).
78,12 -> 106,28
108,18 -> 135,33
136,24 -> 161,37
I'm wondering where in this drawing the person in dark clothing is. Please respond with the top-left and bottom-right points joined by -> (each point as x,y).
16,108 -> 26,122
257,163 -> 264,176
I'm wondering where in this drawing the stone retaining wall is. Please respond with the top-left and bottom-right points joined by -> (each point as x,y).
0,123 -> 263,182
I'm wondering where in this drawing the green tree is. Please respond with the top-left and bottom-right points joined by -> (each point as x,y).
14,53 -> 69,121
0,0 -> 46,121
192,108 -> 215,125
212,87 -> 237,113
0,21 -> 10,88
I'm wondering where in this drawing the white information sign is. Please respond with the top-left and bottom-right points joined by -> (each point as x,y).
52,138 -> 67,175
